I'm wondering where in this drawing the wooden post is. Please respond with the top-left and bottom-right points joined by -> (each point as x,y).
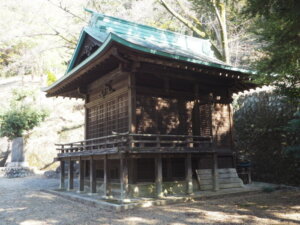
155,154 -> 163,198
84,98 -> 88,140
79,158 -> 85,192
120,153 -> 129,200
60,160 -> 65,189
212,152 -> 219,191
103,155 -> 108,197
166,158 -> 172,180
128,73 -> 136,134
67,158 -> 74,190
186,153 -> 193,195
90,156 -> 96,194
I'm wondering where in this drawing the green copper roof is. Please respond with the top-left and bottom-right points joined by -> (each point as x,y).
66,9 -> 225,73
45,10 -> 253,93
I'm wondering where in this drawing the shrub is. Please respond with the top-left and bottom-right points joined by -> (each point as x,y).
233,88 -> 300,186
0,89 -> 48,140
0,107 -> 47,139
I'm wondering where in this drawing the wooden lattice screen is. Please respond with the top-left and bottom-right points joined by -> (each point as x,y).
199,103 -> 213,137
86,93 -> 128,139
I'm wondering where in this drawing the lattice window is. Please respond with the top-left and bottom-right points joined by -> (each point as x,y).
118,94 -> 128,133
106,99 -> 117,135
86,93 -> 128,139
97,104 -> 105,137
199,103 -> 212,136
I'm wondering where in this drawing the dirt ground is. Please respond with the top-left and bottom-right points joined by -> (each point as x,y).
0,176 -> 299,225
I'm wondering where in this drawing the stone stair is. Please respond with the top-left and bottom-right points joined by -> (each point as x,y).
196,168 -> 244,191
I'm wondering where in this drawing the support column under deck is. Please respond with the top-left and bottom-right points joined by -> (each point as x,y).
103,155 -> 108,197
120,154 -> 129,200
186,153 -> 193,195
60,160 -> 65,189
212,152 -> 219,191
79,158 -> 85,192
90,156 -> 96,194
67,158 -> 74,191
155,154 -> 163,198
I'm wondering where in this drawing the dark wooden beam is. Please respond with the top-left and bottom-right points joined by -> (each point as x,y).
212,152 -> 219,191
79,158 -> 85,192
67,158 -> 74,190
120,153 -> 129,200
128,72 -> 136,133
185,153 -> 193,194
103,155 -> 108,197
60,160 -> 65,190
90,156 -> 97,193
155,154 -> 163,198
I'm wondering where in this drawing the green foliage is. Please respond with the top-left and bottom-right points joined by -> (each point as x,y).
0,89 -> 48,140
244,0 -> 300,100
0,40 -> 36,77
234,89 -> 300,185
0,107 -> 47,139
284,111 -> 300,159
46,71 -> 57,86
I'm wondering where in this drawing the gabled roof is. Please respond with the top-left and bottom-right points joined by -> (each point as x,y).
44,9 -> 254,95
66,9 -> 227,73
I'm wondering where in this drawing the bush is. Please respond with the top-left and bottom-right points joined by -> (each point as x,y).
0,107 -> 47,139
0,89 -> 48,140
233,88 -> 300,186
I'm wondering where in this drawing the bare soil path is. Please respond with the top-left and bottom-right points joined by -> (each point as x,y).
0,176 -> 299,225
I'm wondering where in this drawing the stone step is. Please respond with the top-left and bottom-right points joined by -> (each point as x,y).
199,177 -> 242,185
196,168 -> 244,191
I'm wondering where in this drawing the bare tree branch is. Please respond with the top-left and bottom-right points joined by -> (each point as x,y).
158,0 -> 223,60
47,0 -> 86,22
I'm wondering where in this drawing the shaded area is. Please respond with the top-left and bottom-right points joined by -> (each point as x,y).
0,176 -> 299,225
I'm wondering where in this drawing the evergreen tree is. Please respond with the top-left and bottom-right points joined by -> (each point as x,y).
245,0 -> 300,100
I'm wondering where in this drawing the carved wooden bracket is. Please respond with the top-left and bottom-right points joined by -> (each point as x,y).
99,80 -> 115,98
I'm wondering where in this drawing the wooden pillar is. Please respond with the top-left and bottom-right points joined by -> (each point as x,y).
90,156 -> 96,193
120,154 -> 129,200
60,160 -> 65,189
79,158 -> 85,192
67,158 -> 74,190
166,158 -> 172,181
128,73 -> 136,133
155,154 -> 163,198
185,153 -> 193,195
212,152 -> 219,191
103,155 -> 108,197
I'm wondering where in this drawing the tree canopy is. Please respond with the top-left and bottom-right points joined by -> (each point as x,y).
244,0 -> 300,100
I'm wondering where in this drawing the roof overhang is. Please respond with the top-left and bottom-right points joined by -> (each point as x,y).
44,32 -> 256,98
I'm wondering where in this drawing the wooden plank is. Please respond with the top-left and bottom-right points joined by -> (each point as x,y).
90,156 -> 96,193
85,87 -> 127,108
196,168 -> 237,175
79,158 -> 85,192
200,182 -> 243,190
185,153 -> 193,194
155,154 -> 163,198
199,177 -> 243,185
199,173 -> 238,180
67,158 -> 74,190
60,160 -> 65,189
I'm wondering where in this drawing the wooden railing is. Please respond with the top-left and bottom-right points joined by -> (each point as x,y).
56,133 -> 213,155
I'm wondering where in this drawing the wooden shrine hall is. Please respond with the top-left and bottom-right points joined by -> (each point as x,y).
44,10 -> 254,200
